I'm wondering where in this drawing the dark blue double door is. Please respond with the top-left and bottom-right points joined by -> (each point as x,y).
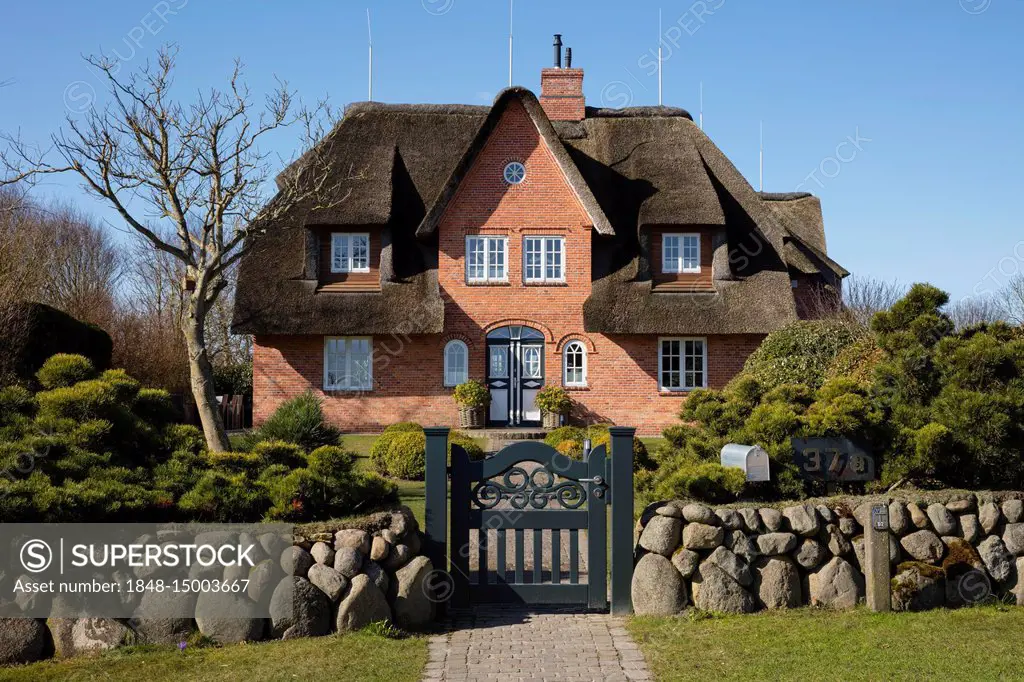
486,325 -> 544,427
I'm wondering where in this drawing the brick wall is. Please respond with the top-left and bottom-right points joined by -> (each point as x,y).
253,333 -> 764,436
252,98 -> 766,436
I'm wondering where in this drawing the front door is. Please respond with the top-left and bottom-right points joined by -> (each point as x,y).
486,326 -> 545,426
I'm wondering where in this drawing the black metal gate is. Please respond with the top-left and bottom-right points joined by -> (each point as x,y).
423,427 -> 636,614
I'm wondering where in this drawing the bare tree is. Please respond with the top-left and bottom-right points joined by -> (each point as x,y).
40,200 -> 122,328
946,295 -> 1005,330
842,276 -> 906,328
999,274 -> 1024,326
110,233 -> 190,392
1,46 -> 344,451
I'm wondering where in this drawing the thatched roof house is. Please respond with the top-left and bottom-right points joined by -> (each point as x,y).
234,39 -> 846,434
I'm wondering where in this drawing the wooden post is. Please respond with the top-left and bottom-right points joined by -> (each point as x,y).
423,427 -> 449,611
865,503 -> 892,612
609,426 -> 635,616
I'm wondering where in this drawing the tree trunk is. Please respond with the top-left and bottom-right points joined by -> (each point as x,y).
182,302 -> 230,452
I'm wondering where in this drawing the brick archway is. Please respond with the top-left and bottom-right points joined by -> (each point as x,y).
482,318 -> 555,343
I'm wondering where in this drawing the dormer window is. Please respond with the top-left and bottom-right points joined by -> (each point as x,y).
662,234 -> 701,274
331,233 -> 370,273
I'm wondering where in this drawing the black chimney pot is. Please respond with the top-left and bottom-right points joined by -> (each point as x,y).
565,47 -> 573,68
553,34 -> 563,68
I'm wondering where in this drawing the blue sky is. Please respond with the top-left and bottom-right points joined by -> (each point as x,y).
1,0 -> 1022,303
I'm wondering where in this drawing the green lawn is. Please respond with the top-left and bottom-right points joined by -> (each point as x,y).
628,606 -> 1024,681
0,631 -> 427,682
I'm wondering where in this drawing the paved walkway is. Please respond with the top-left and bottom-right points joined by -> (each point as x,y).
422,605 -> 650,682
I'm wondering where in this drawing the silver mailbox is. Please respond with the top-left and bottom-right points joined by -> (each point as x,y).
720,443 -> 771,482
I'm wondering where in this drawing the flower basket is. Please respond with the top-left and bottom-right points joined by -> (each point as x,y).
541,410 -> 562,429
453,380 -> 490,429
536,385 -> 571,430
459,405 -> 486,429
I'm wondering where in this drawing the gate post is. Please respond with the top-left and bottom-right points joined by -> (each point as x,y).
609,426 -> 635,615
423,427 -> 450,595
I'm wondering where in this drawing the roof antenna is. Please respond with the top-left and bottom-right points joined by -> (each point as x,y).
657,9 -> 664,106
759,120 -> 764,191
699,82 -> 704,130
366,8 -> 373,101
508,0 -> 514,86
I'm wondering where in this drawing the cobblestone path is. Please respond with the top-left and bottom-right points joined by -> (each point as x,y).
421,605 -> 650,682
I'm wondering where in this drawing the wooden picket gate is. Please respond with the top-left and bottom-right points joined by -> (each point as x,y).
422,427 -> 636,615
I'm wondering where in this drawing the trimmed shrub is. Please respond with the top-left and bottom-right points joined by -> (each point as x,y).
36,354 -> 96,390
178,471 -> 270,522
206,451 -> 264,475
99,368 -> 141,403
36,379 -> 120,422
251,440 -> 307,469
544,426 -> 586,450
265,446 -> 397,521
134,388 -> 178,424
647,457 -> 746,504
738,321 -> 863,391
247,390 -> 340,452
383,431 -> 427,481
383,422 -> 424,434
372,423 -> 483,479
162,424 -> 206,456
451,432 -> 485,462
0,302 -> 112,386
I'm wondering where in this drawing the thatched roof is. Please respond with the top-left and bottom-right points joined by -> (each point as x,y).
761,193 -> 849,279
233,88 -> 844,336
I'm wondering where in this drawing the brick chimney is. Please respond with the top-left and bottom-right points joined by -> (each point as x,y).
540,35 -> 585,122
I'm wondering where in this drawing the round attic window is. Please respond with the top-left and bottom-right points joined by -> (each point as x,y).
503,161 -> 526,185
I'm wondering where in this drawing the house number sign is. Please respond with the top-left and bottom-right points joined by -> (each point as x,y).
791,437 -> 876,482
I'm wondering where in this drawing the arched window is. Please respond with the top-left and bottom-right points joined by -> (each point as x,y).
444,340 -> 468,387
563,341 -> 587,387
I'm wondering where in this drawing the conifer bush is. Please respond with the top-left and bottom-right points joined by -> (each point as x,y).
35,353 -> 97,389
0,354 -> 399,522
645,283 -> 1024,503
245,390 -> 341,452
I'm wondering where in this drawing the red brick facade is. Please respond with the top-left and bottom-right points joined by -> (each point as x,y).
253,99 -> 767,436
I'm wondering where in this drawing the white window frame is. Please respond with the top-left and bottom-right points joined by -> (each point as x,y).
662,233 -> 701,274
330,233 -> 371,274
562,340 -> 587,387
523,236 -> 566,283
323,337 -> 373,391
658,337 -> 707,392
443,340 -> 469,387
503,161 -> 527,185
465,235 -> 508,283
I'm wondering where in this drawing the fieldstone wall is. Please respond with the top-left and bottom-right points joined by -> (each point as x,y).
632,492 -> 1024,616
0,507 -> 435,666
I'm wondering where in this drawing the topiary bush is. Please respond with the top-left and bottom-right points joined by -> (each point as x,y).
250,440 -> 307,469
36,354 -> 97,390
738,320 -> 864,391
246,390 -> 340,452
371,422 -> 484,480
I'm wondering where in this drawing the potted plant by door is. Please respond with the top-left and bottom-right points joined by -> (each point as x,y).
453,379 -> 490,429
536,385 -> 571,429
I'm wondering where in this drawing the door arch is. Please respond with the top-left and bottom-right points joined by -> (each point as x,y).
486,325 -> 545,426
